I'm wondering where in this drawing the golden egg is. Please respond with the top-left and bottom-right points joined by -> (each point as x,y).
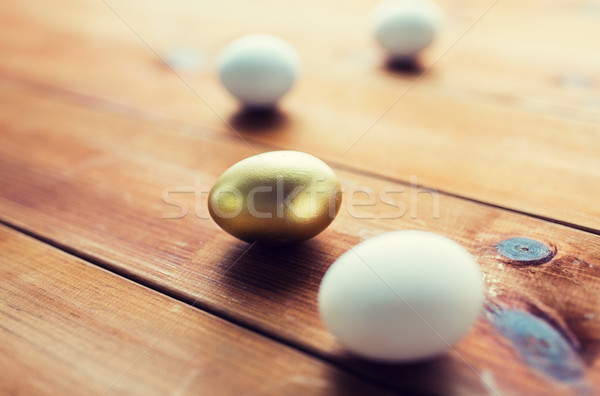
209,151 -> 342,244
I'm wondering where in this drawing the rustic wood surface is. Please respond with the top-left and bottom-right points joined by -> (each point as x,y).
1,0 -> 599,395
1,79 -> 599,394
1,0 -> 599,230
0,224 -> 389,395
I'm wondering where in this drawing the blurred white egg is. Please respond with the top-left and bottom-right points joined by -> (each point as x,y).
371,0 -> 442,58
318,230 -> 484,363
218,34 -> 300,108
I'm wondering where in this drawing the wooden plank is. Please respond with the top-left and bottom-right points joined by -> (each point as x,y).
0,224 -> 389,395
0,0 -> 600,231
0,0 -> 599,230
2,0 -> 599,118
0,80 -> 599,394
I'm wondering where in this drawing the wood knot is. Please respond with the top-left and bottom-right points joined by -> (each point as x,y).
496,237 -> 555,265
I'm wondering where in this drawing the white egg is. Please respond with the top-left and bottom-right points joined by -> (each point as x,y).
371,0 -> 442,58
318,231 -> 484,363
218,34 -> 300,108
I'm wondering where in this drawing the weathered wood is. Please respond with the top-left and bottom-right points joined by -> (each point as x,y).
0,224 -> 390,395
0,81 -> 598,394
0,0 -> 599,230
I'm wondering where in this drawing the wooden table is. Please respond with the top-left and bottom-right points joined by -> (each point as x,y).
1,0 -> 599,394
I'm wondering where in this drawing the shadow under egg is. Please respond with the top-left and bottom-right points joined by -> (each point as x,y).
328,351 -> 454,395
216,239 -> 333,299
229,106 -> 290,134
383,56 -> 426,76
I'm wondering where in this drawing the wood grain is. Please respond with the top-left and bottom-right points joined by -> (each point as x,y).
1,0 -> 599,230
1,80 -> 598,394
0,224 -> 390,395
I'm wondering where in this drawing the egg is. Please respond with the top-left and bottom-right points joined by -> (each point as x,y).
371,0 -> 442,59
318,231 -> 484,362
218,34 -> 300,108
208,151 -> 342,244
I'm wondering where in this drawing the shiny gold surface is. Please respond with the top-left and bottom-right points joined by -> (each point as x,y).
209,151 -> 342,244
